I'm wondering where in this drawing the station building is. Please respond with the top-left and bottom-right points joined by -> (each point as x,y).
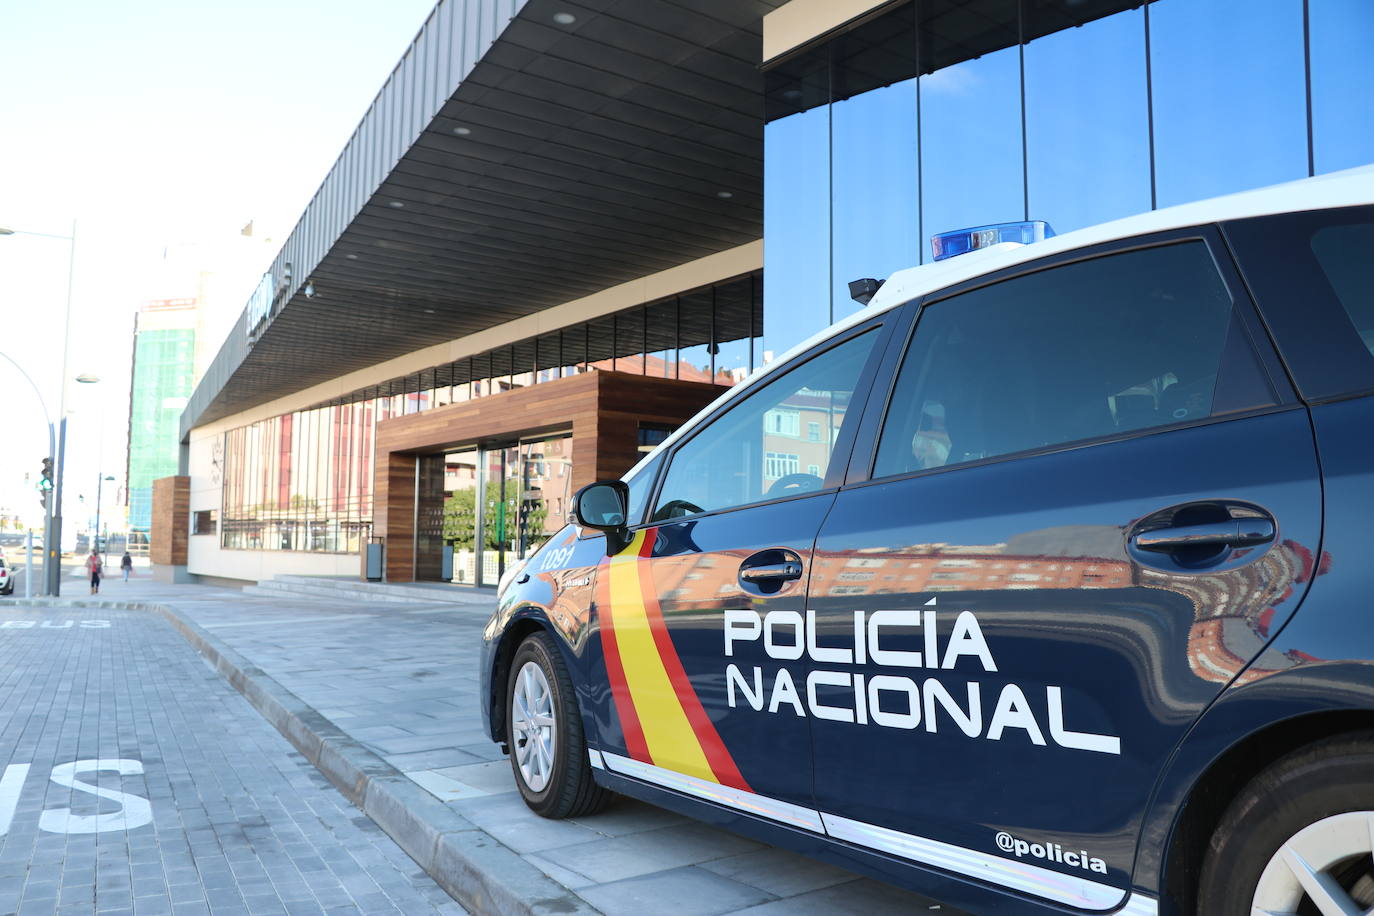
168,0 -> 1374,586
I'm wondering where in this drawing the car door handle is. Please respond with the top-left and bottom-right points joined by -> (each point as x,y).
739,562 -> 803,583
1132,518 -> 1276,552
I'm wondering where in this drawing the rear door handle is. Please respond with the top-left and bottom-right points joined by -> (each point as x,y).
739,562 -> 803,583
1132,518 -> 1276,552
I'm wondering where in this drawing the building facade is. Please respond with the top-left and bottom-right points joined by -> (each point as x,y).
174,0 -> 1374,586
127,298 -> 199,545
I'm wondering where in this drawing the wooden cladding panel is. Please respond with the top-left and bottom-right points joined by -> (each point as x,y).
374,371 -> 726,582
151,476 -> 191,566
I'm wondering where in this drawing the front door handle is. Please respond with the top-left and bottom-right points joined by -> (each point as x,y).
739,562 -> 803,583
738,548 -> 805,595
1132,518 -> 1276,553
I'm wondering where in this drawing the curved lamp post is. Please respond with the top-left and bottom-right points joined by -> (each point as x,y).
1,221 -> 79,594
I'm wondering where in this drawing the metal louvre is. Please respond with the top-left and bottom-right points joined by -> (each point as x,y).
183,0 -> 782,439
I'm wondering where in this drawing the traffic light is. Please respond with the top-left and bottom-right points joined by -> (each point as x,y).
38,457 -> 53,509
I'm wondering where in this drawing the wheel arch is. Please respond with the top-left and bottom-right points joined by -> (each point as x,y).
1152,674 -> 1374,915
487,608 -> 565,746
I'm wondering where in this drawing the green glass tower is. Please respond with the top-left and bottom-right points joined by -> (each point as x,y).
127,301 -> 198,538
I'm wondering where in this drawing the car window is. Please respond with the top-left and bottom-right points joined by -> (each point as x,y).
1312,223 -> 1374,357
652,330 -> 877,521
874,241 -> 1237,477
623,453 -> 663,527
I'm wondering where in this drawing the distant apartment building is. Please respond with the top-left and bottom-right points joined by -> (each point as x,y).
127,299 -> 199,543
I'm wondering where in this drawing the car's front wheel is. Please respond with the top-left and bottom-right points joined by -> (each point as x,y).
505,631 -> 611,818
1198,731 -> 1374,915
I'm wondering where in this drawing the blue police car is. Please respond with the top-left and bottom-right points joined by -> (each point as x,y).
481,166 -> 1374,916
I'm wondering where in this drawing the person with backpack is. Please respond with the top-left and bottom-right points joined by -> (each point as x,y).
86,550 -> 103,594
121,551 -> 133,582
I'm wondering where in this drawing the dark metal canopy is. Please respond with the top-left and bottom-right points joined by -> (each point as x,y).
185,0 -> 782,436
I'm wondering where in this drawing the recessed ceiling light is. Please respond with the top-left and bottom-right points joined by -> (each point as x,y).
388,200 -> 405,208
423,308 -> 436,314
717,191 -> 734,199
782,88 -> 803,101
345,253 -> 358,260
452,126 -> 471,136
553,12 -> 576,25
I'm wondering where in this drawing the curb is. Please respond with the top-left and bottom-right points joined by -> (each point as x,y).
12,598 -> 600,916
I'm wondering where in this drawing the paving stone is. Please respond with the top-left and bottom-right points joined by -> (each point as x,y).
536,822 -> 766,884
0,604 -> 462,916
699,848 -> 858,898
577,865 -> 775,916
38,578 -> 959,916
728,877 -> 950,914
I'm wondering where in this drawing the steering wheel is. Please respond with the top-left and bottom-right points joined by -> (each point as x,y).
767,473 -> 824,496
654,499 -> 705,521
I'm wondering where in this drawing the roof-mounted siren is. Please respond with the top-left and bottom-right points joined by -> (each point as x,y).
931,220 -> 1055,262
848,277 -> 884,306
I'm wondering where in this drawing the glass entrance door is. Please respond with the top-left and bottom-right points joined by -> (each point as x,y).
444,449 -> 479,584
430,434 -> 573,586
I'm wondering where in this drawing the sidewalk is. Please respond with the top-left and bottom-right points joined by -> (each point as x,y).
11,576 -> 949,916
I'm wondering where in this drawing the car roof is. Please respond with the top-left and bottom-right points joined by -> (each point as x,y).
622,165 -> 1374,481
865,163 -> 1374,315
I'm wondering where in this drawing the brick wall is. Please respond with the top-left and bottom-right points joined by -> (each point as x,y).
151,476 -> 190,566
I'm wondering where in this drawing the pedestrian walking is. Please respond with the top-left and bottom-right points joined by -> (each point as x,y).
121,551 -> 133,582
86,550 -> 103,594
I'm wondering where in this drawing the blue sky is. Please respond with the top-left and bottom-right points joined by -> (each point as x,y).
0,0 -> 436,531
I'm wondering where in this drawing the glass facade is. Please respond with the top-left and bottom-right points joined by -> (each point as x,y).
764,0 -> 1374,347
220,400 -> 377,554
128,324 -> 197,536
219,272 -> 762,557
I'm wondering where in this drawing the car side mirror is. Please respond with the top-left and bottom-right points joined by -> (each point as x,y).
573,480 -> 632,555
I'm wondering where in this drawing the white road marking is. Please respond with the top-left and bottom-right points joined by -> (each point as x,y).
0,764 -> 31,836
39,759 -> 153,834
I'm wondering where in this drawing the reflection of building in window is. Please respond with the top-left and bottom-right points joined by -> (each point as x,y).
765,409 -> 800,437
808,464 -> 820,476
808,421 -> 821,441
764,452 -> 800,479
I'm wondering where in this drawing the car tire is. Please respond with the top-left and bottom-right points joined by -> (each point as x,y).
505,631 -> 612,819
1197,730 -> 1374,915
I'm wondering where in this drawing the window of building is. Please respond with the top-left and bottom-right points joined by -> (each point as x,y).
193,510 -> 217,536
638,425 -> 673,453
765,410 -> 800,437
873,242 -> 1240,478
1149,0 -> 1307,208
764,452 -> 800,480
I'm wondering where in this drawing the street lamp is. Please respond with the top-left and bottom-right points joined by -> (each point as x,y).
0,352 -> 56,594
0,221 -> 79,595
94,474 -> 116,563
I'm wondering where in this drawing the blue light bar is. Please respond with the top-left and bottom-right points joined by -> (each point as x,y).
931,220 -> 1056,262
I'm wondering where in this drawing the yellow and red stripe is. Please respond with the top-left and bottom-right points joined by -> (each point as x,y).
598,530 -> 750,791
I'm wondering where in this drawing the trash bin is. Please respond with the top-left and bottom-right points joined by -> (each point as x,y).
364,539 -> 384,581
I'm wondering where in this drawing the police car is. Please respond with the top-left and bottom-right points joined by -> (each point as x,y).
480,166 -> 1374,916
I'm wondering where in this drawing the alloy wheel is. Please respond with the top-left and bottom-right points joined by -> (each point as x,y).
1252,811 -> 1374,915
511,660 -> 557,792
